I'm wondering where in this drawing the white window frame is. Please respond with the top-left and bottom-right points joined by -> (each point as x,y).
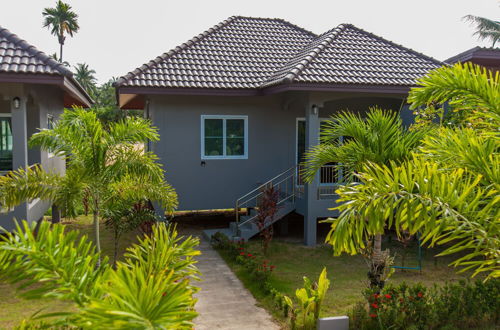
0,113 -> 13,175
201,115 -> 248,160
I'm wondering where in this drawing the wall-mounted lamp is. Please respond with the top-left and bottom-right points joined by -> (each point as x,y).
312,104 -> 318,115
201,161 -> 206,167
12,97 -> 21,109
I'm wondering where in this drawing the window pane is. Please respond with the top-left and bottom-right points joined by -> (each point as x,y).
226,119 -> 244,138
205,138 -> 223,156
227,137 -> 244,156
0,118 -> 13,171
205,119 -> 223,138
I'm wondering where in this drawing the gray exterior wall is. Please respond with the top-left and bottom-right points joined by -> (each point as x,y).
0,83 -> 65,231
148,92 -> 407,212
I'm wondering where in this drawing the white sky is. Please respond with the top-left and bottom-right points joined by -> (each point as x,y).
1,0 -> 499,83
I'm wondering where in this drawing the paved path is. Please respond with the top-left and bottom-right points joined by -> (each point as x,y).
193,237 -> 280,330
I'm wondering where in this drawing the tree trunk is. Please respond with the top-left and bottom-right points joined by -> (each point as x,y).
369,234 -> 386,290
51,204 -> 61,224
93,199 -> 101,266
59,43 -> 63,62
113,230 -> 119,270
58,32 -> 65,62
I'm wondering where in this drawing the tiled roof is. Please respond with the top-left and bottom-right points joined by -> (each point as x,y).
445,46 -> 500,64
116,16 -> 442,90
0,26 -> 73,76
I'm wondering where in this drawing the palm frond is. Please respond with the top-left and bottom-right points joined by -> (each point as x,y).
0,221 -> 107,307
408,63 -> 500,128
463,15 -> 500,46
302,107 -> 426,183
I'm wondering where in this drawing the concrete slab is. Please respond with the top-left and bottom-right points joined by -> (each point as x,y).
193,237 -> 279,330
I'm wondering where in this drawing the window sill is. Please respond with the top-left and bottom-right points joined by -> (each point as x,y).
201,156 -> 248,160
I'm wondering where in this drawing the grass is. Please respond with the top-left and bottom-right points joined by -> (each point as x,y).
0,215 -> 140,328
217,236 -> 472,321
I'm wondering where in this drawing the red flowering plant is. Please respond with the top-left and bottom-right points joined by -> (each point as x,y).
362,282 -> 433,328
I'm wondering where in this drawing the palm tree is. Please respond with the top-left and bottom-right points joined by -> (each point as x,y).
0,108 -> 177,263
303,108 -> 428,289
463,15 -> 500,47
42,1 -> 79,62
74,63 -> 97,95
326,63 -> 499,281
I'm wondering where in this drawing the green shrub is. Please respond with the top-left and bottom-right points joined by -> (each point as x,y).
349,280 -> 500,330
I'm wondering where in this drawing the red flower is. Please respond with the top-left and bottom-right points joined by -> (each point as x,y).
238,247 -> 244,250
247,253 -> 253,257
240,252 -> 245,256
371,303 -> 379,309
373,294 -> 380,299
369,313 -> 377,318
417,292 -> 423,298
384,294 -> 392,299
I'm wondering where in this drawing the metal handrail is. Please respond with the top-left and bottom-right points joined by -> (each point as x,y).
235,167 -> 296,231
236,167 -> 295,205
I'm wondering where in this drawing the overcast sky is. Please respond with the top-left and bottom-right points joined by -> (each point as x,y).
1,0 -> 498,83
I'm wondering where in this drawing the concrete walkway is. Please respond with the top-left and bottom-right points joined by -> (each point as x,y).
193,237 -> 280,330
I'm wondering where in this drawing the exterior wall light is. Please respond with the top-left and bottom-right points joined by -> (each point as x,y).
312,104 -> 318,115
13,97 -> 21,109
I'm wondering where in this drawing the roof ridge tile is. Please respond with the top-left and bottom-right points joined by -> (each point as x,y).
262,24 -> 349,87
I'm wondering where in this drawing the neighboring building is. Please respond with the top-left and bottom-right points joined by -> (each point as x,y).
446,46 -> 500,71
115,16 -> 442,245
0,26 -> 92,231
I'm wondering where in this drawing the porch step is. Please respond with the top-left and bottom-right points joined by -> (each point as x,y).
203,201 -> 296,242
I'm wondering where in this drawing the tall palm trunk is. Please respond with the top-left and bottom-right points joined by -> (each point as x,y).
58,32 -> 65,62
93,197 -> 101,266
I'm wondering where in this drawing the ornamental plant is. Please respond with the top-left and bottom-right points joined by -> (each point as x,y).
0,220 -> 200,329
256,185 -> 281,255
350,280 -> 500,330
326,64 -> 499,280
0,108 -> 177,266
284,267 -> 330,330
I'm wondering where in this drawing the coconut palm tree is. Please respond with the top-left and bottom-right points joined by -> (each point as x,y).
0,108 -> 177,263
74,63 -> 97,95
326,63 -> 499,281
464,15 -> 500,47
42,1 -> 79,62
303,108 -> 428,289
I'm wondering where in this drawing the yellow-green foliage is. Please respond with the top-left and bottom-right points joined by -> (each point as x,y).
0,220 -> 200,329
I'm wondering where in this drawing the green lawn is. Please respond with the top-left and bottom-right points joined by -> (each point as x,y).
217,237 -> 471,321
0,216 -> 141,328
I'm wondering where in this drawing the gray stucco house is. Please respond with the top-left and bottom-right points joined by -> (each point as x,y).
115,16 -> 442,245
0,26 -> 92,231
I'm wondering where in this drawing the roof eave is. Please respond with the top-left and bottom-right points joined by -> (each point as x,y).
116,82 -> 414,107
0,72 -> 93,108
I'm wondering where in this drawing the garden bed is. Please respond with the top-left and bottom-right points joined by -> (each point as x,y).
214,236 -> 499,329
